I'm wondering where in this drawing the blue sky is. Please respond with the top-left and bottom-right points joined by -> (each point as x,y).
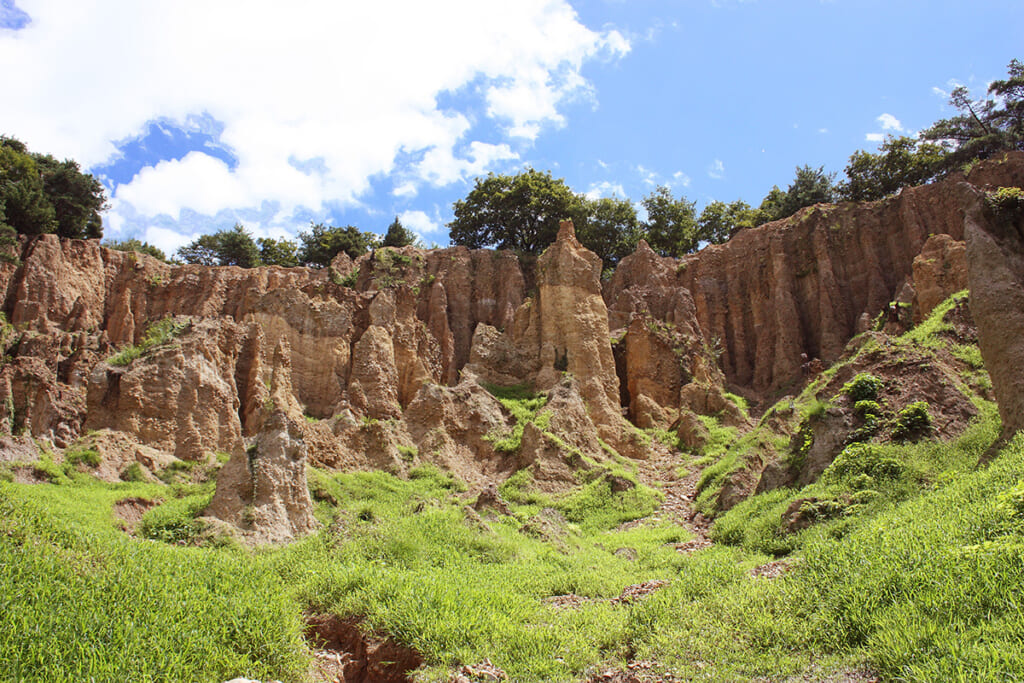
1,0 -> 1020,255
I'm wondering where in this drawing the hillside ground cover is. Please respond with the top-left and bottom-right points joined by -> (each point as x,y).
2,294 -> 1023,681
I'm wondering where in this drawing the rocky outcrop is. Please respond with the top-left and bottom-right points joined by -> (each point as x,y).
674,154 -> 1024,396
205,344 -> 318,544
85,319 -> 251,461
965,181 -> 1024,438
912,234 -> 968,323
467,221 -> 645,458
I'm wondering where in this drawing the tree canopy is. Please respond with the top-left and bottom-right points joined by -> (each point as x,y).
641,185 -> 699,257
382,217 -> 417,248
177,224 -> 262,267
0,136 -> 107,240
838,136 -> 947,202
921,59 -> 1024,172
448,169 -> 585,255
104,238 -> 167,262
297,222 -> 377,267
575,196 -> 641,271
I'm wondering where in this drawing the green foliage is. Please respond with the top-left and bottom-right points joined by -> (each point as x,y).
103,238 -> 167,262
640,185 -> 698,257
986,185 -> 1024,223
121,463 -> 145,482
64,447 -> 101,468
784,165 -> 836,217
107,317 -> 190,366
555,474 -> 660,532
257,236 -> 299,267
449,168 -> 585,255
891,401 -> 932,442
921,59 -> 1024,172
177,223 -> 262,267
481,382 -> 549,453
382,216 -> 418,248
576,195 -> 642,270
825,443 -> 905,482
697,199 -> 761,244
298,221 -> 377,267
0,136 -> 107,239
839,135 -> 947,201
842,373 -> 884,403
853,400 -> 882,419
0,483 -> 305,682
139,491 -> 212,543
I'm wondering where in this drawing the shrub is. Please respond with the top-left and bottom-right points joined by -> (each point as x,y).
825,443 -> 904,481
891,401 -> 932,442
842,373 -> 884,402
64,448 -> 101,468
107,317 -> 190,366
854,400 -> 882,418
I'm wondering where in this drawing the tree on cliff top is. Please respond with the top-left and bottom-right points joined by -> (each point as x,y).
297,221 -> 377,267
0,136 -> 107,239
922,59 -> 1024,172
177,224 -> 262,267
382,216 -> 418,248
448,169 -> 585,255
640,185 -> 699,257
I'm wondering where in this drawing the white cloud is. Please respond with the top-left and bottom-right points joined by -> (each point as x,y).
671,171 -> 691,188
707,159 -> 725,180
416,141 -> 518,187
877,113 -> 904,132
636,165 -> 659,186
1,0 -> 628,238
585,181 -> 626,200
399,209 -> 442,237
865,133 -> 885,142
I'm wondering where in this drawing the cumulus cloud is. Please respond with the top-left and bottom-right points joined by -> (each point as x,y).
585,180 -> 627,200
877,113 -> 904,132
707,159 -> 725,180
865,112 -> 908,143
0,0 -> 628,239
399,209 -> 443,241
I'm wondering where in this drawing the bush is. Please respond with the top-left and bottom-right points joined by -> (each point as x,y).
842,373 -> 884,402
891,401 -> 932,442
107,317 -> 190,366
64,448 -> 101,468
825,443 -> 904,481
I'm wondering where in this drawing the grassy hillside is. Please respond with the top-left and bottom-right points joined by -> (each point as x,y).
2,292 -> 1023,681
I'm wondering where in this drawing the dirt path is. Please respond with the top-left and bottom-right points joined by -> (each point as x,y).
632,445 -> 712,553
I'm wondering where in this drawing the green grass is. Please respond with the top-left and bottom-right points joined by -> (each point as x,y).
481,382 -> 550,453
107,317 -> 191,366
4,416 -> 1024,681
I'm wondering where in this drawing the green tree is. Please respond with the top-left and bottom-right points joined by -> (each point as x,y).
0,138 -> 55,235
382,216 -> 417,248
697,199 -> 760,244
104,238 -> 167,262
922,59 -> 1024,172
297,222 -> 377,267
34,154 -> 107,238
838,136 -> 947,202
448,169 -> 584,254
257,237 -> 299,267
641,185 -> 698,257
760,165 -> 836,223
0,136 -> 106,239
576,196 -> 642,271
177,224 -> 261,268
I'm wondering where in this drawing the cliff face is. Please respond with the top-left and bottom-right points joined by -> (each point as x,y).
661,153 -> 1024,395
3,152 -> 1024,542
